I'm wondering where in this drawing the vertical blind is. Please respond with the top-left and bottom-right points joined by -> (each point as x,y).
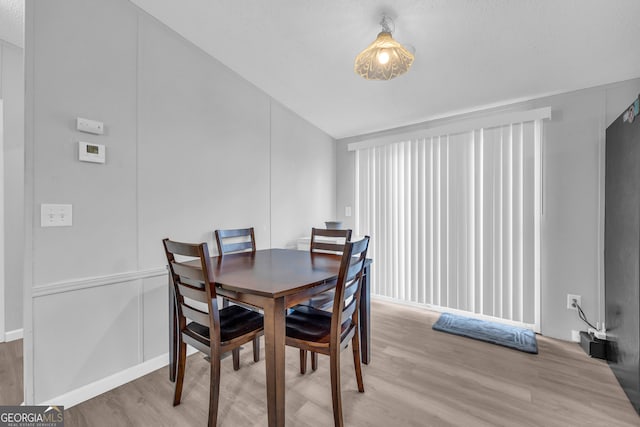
352,110 -> 548,328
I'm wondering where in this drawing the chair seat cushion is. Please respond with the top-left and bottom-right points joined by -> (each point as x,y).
286,305 -> 333,342
186,305 -> 263,344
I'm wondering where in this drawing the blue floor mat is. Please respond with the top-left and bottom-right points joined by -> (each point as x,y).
432,312 -> 538,354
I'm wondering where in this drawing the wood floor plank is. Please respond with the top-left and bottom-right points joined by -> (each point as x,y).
7,300 -> 640,425
64,300 -> 639,426
0,339 -> 23,405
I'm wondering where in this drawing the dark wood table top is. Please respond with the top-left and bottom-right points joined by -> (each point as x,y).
207,248 -> 342,298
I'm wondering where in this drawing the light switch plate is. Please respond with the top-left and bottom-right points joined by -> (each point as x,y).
76,117 -> 104,135
41,204 -> 72,227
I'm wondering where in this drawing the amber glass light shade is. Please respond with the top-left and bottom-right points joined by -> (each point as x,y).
354,31 -> 414,80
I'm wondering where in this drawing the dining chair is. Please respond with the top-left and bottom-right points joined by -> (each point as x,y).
214,227 -> 257,308
310,227 -> 352,254
285,236 -> 370,427
163,238 -> 264,427
297,227 -> 352,373
214,227 -> 256,255
214,226 -> 262,357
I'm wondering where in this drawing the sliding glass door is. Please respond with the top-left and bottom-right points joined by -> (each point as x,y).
353,109 -> 547,330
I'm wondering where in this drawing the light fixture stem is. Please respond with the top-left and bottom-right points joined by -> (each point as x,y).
380,15 -> 394,34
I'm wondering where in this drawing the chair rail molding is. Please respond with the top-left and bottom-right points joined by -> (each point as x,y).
32,267 -> 167,298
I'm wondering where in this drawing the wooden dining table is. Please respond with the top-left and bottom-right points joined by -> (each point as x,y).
168,248 -> 371,427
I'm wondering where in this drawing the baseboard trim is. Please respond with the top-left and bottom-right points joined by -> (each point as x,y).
372,295 -> 537,331
4,328 -> 23,342
40,347 -> 199,409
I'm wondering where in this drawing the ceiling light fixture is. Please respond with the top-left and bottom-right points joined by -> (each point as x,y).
354,16 -> 414,80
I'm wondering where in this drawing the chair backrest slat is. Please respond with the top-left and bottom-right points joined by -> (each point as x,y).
172,262 -> 206,284
221,241 -> 254,254
349,237 -> 369,257
217,228 -> 253,238
165,239 -> 202,258
342,297 -> 357,322
345,258 -> 365,282
310,227 -> 352,254
179,276 -> 206,289
331,236 -> 370,345
182,304 -> 211,328
312,241 -> 345,253
343,280 -> 359,301
177,282 -> 208,304
215,227 -> 256,255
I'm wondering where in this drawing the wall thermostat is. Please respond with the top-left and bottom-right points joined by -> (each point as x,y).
78,141 -> 106,164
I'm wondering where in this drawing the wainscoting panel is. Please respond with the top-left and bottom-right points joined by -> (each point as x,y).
142,274 -> 170,362
32,279 -> 141,403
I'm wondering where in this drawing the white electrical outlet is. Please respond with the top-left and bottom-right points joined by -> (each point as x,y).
567,294 -> 581,310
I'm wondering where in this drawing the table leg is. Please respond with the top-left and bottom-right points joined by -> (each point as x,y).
359,264 -> 371,364
169,273 -> 177,382
263,297 -> 286,427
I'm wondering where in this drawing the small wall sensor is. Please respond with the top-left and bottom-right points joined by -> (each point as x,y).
76,117 -> 104,135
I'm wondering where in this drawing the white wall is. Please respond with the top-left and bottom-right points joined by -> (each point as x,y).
337,78 -> 640,341
136,16 -> 271,267
270,102 -> 336,249
24,0 -> 335,403
0,40 -> 24,334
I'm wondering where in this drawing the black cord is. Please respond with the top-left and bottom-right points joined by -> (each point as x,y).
574,301 -> 597,330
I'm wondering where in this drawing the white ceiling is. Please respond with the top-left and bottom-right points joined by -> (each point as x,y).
3,1 -> 639,139
128,0 -> 640,139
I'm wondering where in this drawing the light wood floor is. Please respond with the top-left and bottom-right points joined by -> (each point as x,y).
0,338 -> 23,405
6,300 -> 640,425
